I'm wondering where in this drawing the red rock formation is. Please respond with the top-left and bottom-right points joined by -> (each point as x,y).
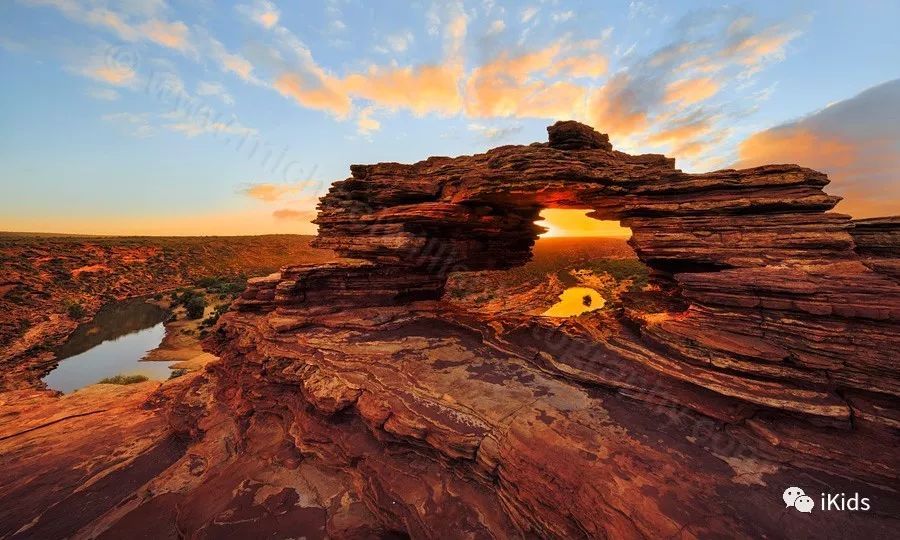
202,122 -> 900,537
18,122 -> 894,538
236,121 -> 898,427
852,216 -> 900,279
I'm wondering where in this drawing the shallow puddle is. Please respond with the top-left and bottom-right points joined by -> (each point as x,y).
42,298 -> 173,393
541,287 -> 605,317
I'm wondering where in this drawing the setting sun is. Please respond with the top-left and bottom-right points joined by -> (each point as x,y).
535,208 -> 631,238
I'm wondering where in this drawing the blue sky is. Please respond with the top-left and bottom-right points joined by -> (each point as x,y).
1,0 -> 898,234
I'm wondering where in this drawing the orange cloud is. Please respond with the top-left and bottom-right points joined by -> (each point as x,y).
222,55 -> 254,80
737,127 -> 900,218
483,45 -> 563,82
273,208 -> 316,221
84,64 -> 137,86
672,140 -> 708,157
32,1 -> 194,52
465,75 -> 586,119
343,64 -> 462,116
586,74 -> 648,139
665,77 -> 720,105
734,79 -> 900,218
737,128 -> 855,171
139,20 -> 190,50
273,73 -> 352,117
464,44 -> 601,119
357,106 -> 381,134
549,53 -> 609,78
242,183 -> 309,202
646,115 -> 713,145
729,31 -> 796,65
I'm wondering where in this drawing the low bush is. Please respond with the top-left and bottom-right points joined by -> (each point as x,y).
185,295 -> 207,319
66,301 -> 85,319
194,275 -> 247,295
97,374 -> 148,385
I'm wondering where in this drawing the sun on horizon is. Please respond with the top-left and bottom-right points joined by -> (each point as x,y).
535,209 -> 631,238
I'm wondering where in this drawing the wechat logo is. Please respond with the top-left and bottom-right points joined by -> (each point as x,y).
783,487 -> 814,513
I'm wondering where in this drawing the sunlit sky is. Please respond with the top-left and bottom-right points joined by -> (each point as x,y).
1,0 -> 898,235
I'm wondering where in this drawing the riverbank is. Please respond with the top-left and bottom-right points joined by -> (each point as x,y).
0,234 -> 335,390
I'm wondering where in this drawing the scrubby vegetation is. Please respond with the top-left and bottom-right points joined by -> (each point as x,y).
445,237 -> 649,303
0,234 -> 333,352
583,258 -> 649,291
97,374 -> 149,385
194,275 -> 247,295
66,301 -> 85,319
185,295 -> 207,319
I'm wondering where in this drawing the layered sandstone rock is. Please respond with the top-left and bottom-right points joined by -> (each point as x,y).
852,216 -> 900,279
235,121 -> 899,427
193,121 -> 900,537
7,123 -> 897,538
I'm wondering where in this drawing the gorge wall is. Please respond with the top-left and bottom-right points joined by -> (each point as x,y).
122,121 -> 898,537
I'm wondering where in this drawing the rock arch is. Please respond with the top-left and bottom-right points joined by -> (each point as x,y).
237,121 -> 899,427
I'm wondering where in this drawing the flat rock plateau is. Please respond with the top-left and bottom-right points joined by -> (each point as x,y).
1,122 -> 898,539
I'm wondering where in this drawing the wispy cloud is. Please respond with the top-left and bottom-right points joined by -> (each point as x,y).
665,77 -> 720,105
25,0 -> 194,53
380,30 -> 414,53
75,52 -> 138,87
272,208 -> 315,221
242,182 -> 303,201
19,0 -> 811,178
238,0 -> 280,29
197,81 -> 235,105
520,6 -> 539,24
356,106 -> 381,134
161,109 -> 256,138
467,122 -> 523,140
102,112 -> 154,137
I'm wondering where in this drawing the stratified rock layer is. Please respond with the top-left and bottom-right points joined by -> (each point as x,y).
235,121 -> 898,426
210,121 -> 900,537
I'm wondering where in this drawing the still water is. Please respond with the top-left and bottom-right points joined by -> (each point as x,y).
542,287 -> 606,317
42,298 -> 173,393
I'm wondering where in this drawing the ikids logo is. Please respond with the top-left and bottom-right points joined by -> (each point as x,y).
783,487 -> 872,513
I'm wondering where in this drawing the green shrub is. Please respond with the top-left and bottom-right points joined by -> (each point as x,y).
195,276 -> 220,288
185,295 -> 207,319
97,374 -> 148,385
177,289 -> 202,305
66,301 -> 85,319
195,275 -> 247,295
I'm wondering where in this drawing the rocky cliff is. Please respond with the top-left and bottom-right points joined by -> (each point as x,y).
200,122 -> 900,537
9,122 -> 895,538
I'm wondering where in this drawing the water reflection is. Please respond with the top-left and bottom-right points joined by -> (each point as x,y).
541,287 -> 606,317
43,298 -> 172,393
